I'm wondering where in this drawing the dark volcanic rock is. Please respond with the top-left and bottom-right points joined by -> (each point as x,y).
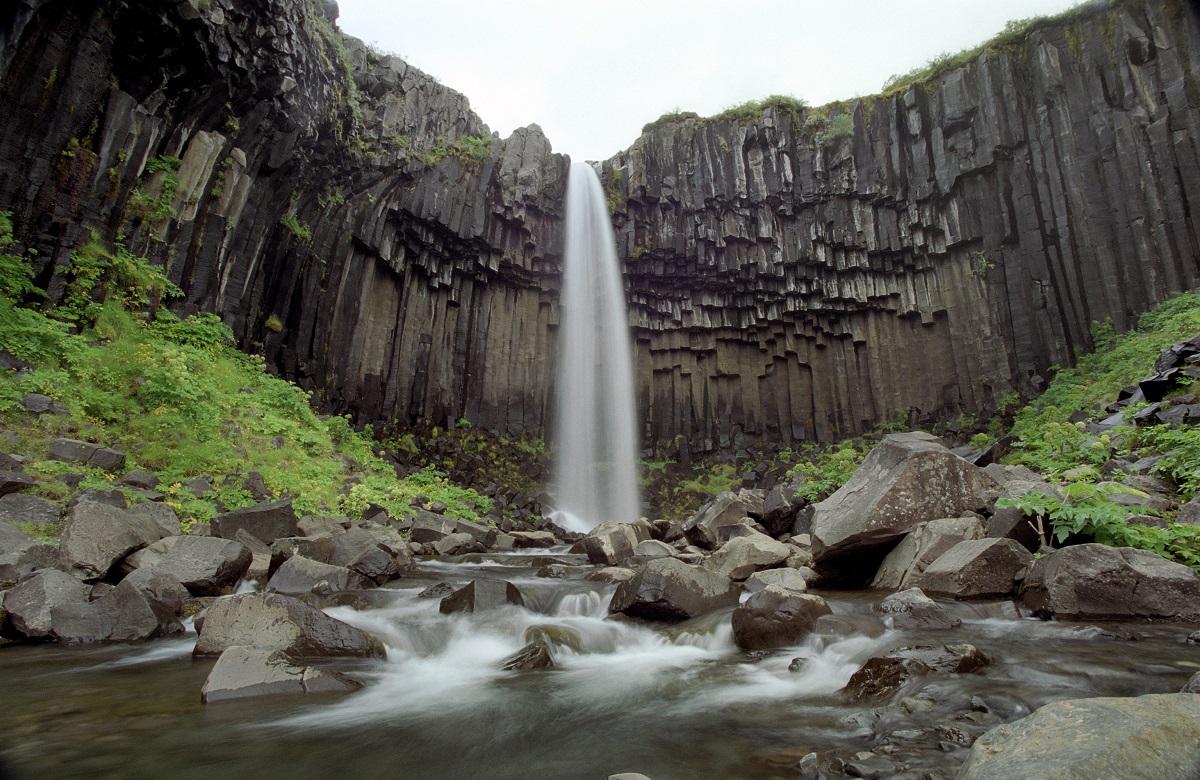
0,493 -> 61,526
916,538 -> 1033,599
193,592 -> 385,658
266,555 -> 369,595
3,569 -> 92,639
1022,544 -> 1200,621
874,587 -> 962,630
60,501 -> 165,580
731,586 -> 831,650
201,646 -> 362,704
842,644 -> 990,701
609,557 -> 739,622
123,536 -> 252,596
439,579 -> 525,614
212,499 -> 299,545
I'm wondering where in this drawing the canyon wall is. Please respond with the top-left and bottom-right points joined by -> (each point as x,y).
0,0 -> 1197,453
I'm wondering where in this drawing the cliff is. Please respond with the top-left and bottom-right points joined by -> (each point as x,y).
605,0 -> 1200,449
0,0 -> 1198,453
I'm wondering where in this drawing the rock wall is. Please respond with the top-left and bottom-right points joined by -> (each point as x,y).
605,0 -> 1200,450
0,0 -> 568,435
0,0 -> 1198,453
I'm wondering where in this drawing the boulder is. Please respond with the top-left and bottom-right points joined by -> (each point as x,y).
119,470 -> 160,490
233,529 -> 272,580
60,501 -> 165,580
102,579 -> 185,642
432,532 -> 483,556
985,506 -> 1043,551
193,592 -> 385,658
66,488 -> 126,511
1182,672 -> 1200,694
810,433 -> 997,563
266,556 -> 369,595
579,521 -> 649,566
1022,544 -> 1200,620
731,586 -> 832,650
500,639 -> 554,671
439,579 -> 525,614
0,493 -> 61,526
46,438 -> 125,471
297,516 -> 349,537
609,558 -> 739,622
119,567 -> 190,614
123,536 -> 252,596
842,643 -> 990,701
915,538 -> 1033,599
0,471 -> 35,496
407,512 -> 459,544
744,568 -> 810,594
683,491 -> 761,549
957,694 -> 1200,780
127,501 -> 182,538
0,536 -> 60,583
760,481 -> 805,537
870,516 -> 984,590
874,587 -> 961,630
3,569 -> 92,639
271,533 -> 338,569
700,531 -> 791,581
633,539 -> 675,559
585,567 -> 636,584
509,530 -> 556,548
330,525 -> 411,581
201,646 -> 361,704
211,499 -> 299,545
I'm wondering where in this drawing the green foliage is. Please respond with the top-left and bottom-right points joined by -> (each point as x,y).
605,167 -> 624,215
805,108 -> 854,149
641,109 -> 702,134
1118,423 -> 1200,500
448,134 -> 492,165
264,314 -> 284,333
280,211 -> 312,242
999,482 -> 1200,569
127,155 -> 182,231
60,232 -> 180,325
0,212 -> 42,303
714,94 -> 808,125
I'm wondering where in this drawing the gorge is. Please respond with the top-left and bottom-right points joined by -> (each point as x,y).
1,0 -> 1197,455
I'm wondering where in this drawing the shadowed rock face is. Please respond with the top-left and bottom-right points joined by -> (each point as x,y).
1,0 -> 1198,451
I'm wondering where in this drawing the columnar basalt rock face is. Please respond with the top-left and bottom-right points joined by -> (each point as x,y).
605,0 -> 1200,450
0,0 -> 568,436
0,0 -> 1198,452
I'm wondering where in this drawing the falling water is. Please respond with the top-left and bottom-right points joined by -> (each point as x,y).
552,161 -> 641,532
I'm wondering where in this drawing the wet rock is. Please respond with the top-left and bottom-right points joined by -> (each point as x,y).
102,579 -> 185,642
1182,672 -> 1200,694
875,587 -> 961,630
46,439 -> 125,472
701,530 -> 791,581
0,493 -> 61,526
843,754 -> 898,779
760,481 -> 804,537
128,502 -> 183,538
580,521 -> 649,566
609,557 -> 739,622
744,567 -> 810,594
731,586 -> 832,650
233,529 -> 272,581
586,567 -> 636,584
61,501 -> 165,580
1022,544 -> 1200,620
607,774 -> 653,780
211,499 -> 299,545
811,433 -> 997,564
683,491 -> 761,550
433,532 -> 483,556
272,534 -> 338,571
120,567 -> 190,615
509,530 -> 556,548
1069,625 -> 1138,641
66,489 -> 127,511
916,538 -> 1033,599
439,579 -> 525,614
266,556 -> 369,595
870,516 -> 984,590
958,694 -> 1200,779
193,592 -> 385,658
123,536 -> 252,596
843,644 -> 990,701
417,581 -> 456,599
297,516 -> 350,537
633,539 -> 676,558
201,645 -> 362,704
3,569 -> 92,639
500,639 -> 553,671
331,525 -> 412,580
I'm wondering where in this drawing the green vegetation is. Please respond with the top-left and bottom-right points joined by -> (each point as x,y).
604,167 -> 624,216
714,94 -> 808,125
127,155 -> 182,234
642,109 -> 701,135
803,108 -> 854,149
448,134 -> 492,165
996,290 -> 1200,569
0,219 -> 491,532
280,209 -> 312,242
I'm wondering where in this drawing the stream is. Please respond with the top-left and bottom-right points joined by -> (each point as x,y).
1,549 -> 1197,779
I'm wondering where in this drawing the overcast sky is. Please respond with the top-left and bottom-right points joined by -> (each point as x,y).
336,0 -> 1085,162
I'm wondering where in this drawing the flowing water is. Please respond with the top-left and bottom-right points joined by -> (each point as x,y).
0,552 -> 1197,780
551,161 -> 641,533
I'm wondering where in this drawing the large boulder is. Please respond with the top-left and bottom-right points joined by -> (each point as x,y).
193,592 -> 385,658
409,511 -> 496,548
60,501 -> 165,580
1022,544 -> 1200,620
810,433 -> 997,563
0,526 -> 60,583
120,567 -> 190,615
3,569 -> 92,639
744,568 -> 810,594
957,694 -> 1200,780
46,438 -> 126,471
0,493 -> 61,526
266,555 -> 369,595
100,579 -> 185,642
211,499 -> 299,545
683,490 -> 763,549
127,501 -> 182,538
731,586 -> 831,650
760,481 -> 805,537
609,557 -> 739,621
579,521 -> 649,566
123,536 -> 252,596
869,516 -> 984,590
700,531 -> 791,581
915,538 -> 1033,599
329,524 -> 412,582
439,579 -> 525,614
201,645 -> 362,704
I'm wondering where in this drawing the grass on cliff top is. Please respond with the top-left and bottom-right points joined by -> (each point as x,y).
0,214 -> 490,529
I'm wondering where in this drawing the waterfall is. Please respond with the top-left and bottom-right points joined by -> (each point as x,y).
552,161 -> 641,532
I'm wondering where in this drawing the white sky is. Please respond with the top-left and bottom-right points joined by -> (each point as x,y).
337,0 -> 1085,162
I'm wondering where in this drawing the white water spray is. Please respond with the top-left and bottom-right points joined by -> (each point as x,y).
552,161 -> 641,532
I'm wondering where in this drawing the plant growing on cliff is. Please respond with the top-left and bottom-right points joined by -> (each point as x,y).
281,210 -> 312,242
448,134 -> 492,165
127,155 -> 182,235
0,212 -> 41,303
61,232 -> 180,325
604,167 -> 624,215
